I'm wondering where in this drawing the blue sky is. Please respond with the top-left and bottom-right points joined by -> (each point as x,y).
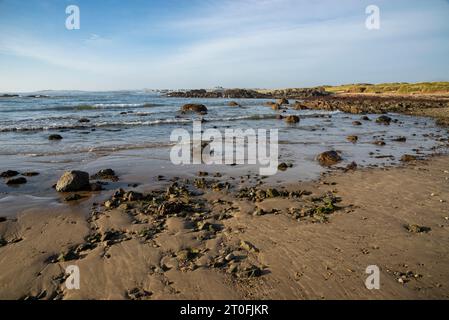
0,0 -> 448,91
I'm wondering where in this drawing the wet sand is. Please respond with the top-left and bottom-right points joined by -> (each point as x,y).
1,154 -> 448,300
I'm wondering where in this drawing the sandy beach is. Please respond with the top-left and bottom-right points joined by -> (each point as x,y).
1,145 -> 448,300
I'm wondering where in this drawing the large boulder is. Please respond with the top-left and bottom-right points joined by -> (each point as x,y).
317,151 -> 342,166
180,104 -> 208,114
56,171 -> 90,192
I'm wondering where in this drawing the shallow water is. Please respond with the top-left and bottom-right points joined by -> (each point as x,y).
0,91 -> 448,200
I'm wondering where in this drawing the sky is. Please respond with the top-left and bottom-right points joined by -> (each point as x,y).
0,0 -> 448,92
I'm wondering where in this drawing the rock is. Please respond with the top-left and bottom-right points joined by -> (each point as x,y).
176,249 -> 198,261
240,240 -> 259,253
347,135 -> 358,143
276,114 -> 284,120
361,116 -> 371,121
104,200 -> 117,209
123,191 -> 143,202
352,121 -> 362,126
78,118 -> 90,123
228,101 -> 240,107
285,115 -> 300,124
55,171 -> 90,192
239,265 -> 262,278
48,134 -> 63,141
401,154 -> 417,162
0,217 -> 6,223
225,253 -> 236,262
6,177 -> 27,185
271,104 -> 281,110
266,188 -> 280,198
317,151 -> 342,166
21,172 -> 39,177
345,162 -> 358,171
277,98 -> 289,105
91,169 -> 118,181
1,170 -> 19,178
180,104 -> 208,114
405,224 -> 431,233
376,115 -> 392,125
278,163 -> 288,171
393,136 -> 407,142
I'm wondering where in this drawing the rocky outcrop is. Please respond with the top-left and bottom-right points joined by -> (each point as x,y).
317,151 -> 342,166
168,89 -> 270,99
56,171 -> 90,192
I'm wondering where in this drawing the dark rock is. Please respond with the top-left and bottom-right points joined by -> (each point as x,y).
6,177 -> 27,185
0,237 -> 7,247
345,162 -> 358,171
180,104 -> 208,114
91,169 -> 118,181
0,217 -> 6,223
347,135 -> 358,143
56,171 -> 90,192
361,116 -> 371,121
48,134 -> 63,141
78,118 -> 90,123
228,101 -> 240,107
393,136 -> 407,142
278,163 -> 289,171
352,121 -> 362,126
376,115 -> 392,125
123,191 -> 143,202
285,115 -> 300,124
1,170 -> 19,178
21,172 -> 40,177
317,151 -> 342,166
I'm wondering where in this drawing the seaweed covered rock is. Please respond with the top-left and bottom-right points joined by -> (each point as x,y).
317,151 -> 342,166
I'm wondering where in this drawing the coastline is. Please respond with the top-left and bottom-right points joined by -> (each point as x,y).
0,91 -> 449,300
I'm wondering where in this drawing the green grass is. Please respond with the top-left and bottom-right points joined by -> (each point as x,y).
323,82 -> 449,94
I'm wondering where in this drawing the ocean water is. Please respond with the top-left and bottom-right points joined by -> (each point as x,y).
0,90 -> 448,198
